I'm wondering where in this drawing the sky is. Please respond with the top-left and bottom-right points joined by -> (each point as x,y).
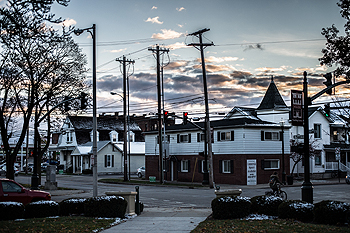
48,0 -> 350,120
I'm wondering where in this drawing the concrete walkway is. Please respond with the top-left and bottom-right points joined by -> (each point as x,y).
101,207 -> 211,233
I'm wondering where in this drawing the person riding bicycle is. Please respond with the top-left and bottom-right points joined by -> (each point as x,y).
269,172 -> 282,194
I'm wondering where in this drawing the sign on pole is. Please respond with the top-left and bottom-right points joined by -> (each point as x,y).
335,147 -> 341,161
291,90 -> 303,126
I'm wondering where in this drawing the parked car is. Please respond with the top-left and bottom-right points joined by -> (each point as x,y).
0,165 -> 19,176
23,163 -> 34,172
0,178 -> 51,205
346,174 -> 350,184
41,163 -> 50,172
137,166 -> 145,178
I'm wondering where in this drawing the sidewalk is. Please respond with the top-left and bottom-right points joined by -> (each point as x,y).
101,207 -> 211,233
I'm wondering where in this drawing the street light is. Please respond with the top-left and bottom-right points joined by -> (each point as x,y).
280,119 -> 286,185
74,24 -> 97,197
110,91 -> 129,181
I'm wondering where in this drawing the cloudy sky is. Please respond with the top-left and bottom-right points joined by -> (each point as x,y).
51,0 -> 348,120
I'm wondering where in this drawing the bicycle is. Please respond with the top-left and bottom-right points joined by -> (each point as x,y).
265,184 -> 287,200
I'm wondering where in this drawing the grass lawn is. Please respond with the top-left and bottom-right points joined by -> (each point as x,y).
1,216 -> 117,233
191,218 -> 350,233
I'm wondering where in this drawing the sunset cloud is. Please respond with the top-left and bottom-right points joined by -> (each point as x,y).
60,18 -> 76,27
152,6 -> 157,10
145,16 -> 163,24
166,42 -> 187,50
176,7 -> 185,11
151,29 -> 184,40
205,56 -> 239,63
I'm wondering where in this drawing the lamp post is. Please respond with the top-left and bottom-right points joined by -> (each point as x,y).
74,24 -> 97,197
302,71 -> 313,203
280,119 -> 286,185
110,91 -> 128,181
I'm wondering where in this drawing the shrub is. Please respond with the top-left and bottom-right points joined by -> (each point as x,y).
278,200 -> 314,222
59,198 -> 86,216
250,195 -> 283,216
314,200 -> 350,225
84,196 -> 127,218
0,202 -> 24,220
211,196 -> 251,219
82,169 -> 92,174
24,200 -> 59,219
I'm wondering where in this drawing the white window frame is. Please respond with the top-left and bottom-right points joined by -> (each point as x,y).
222,160 -> 231,173
66,131 -> 73,143
265,132 -> 280,141
263,159 -> 280,170
314,124 -> 322,139
201,160 -> 210,173
106,154 -> 112,168
181,160 -> 189,172
221,132 -> 231,141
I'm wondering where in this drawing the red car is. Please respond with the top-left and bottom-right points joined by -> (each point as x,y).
0,178 -> 51,205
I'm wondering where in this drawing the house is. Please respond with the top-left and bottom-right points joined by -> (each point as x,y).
145,117 -> 291,185
323,112 -> 350,176
145,77 -> 294,185
51,114 -> 145,174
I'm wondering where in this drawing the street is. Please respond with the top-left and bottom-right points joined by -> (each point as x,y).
14,174 -> 350,207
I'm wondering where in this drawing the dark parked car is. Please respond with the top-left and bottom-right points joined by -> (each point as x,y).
346,174 -> 350,184
0,178 -> 51,205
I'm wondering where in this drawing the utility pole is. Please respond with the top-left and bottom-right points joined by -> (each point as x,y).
116,56 -> 134,181
187,28 -> 214,188
148,45 -> 169,184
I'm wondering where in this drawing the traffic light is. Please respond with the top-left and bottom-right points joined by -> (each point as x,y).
323,73 -> 332,95
64,96 -> 71,112
80,92 -> 88,109
324,103 -> 330,117
164,111 -> 169,122
183,112 -> 188,125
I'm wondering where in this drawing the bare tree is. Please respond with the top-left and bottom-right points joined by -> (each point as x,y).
320,0 -> 350,79
0,0 -> 89,179
290,139 -> 318,177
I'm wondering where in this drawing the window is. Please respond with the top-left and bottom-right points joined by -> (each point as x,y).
177,134 -> 191,143
219,160 -> 233,173
217,131 -> 234,141
314,124 -> 321,139
181,160 -> 189,172
261,159 -> 280,170
66,131 -> 73,143
200,160 -> 210,173
104,154 -> 114,168
197,133 -> 205,142
2,181 -> 22,192
222,160 -> 231,173
333,130 -> 338,141
315,151 -> 322,165
261,131 -> 280,141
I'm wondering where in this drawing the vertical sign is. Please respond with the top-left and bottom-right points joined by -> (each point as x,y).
291,90 -> 303,126
247,159 -> 257,185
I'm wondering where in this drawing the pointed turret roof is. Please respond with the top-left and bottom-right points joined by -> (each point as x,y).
257,76 -> 287,110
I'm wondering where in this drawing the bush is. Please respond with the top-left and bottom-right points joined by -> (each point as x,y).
211,196 -> 251,219
314,200 -> 350,225
84,196 -> 127,218
24,200 -> 59,219
250,195 -> 283,216
82,169 -> 92,174
0,202 -> 24,220
59,198 -> 86,216
278,200 -> 314,222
